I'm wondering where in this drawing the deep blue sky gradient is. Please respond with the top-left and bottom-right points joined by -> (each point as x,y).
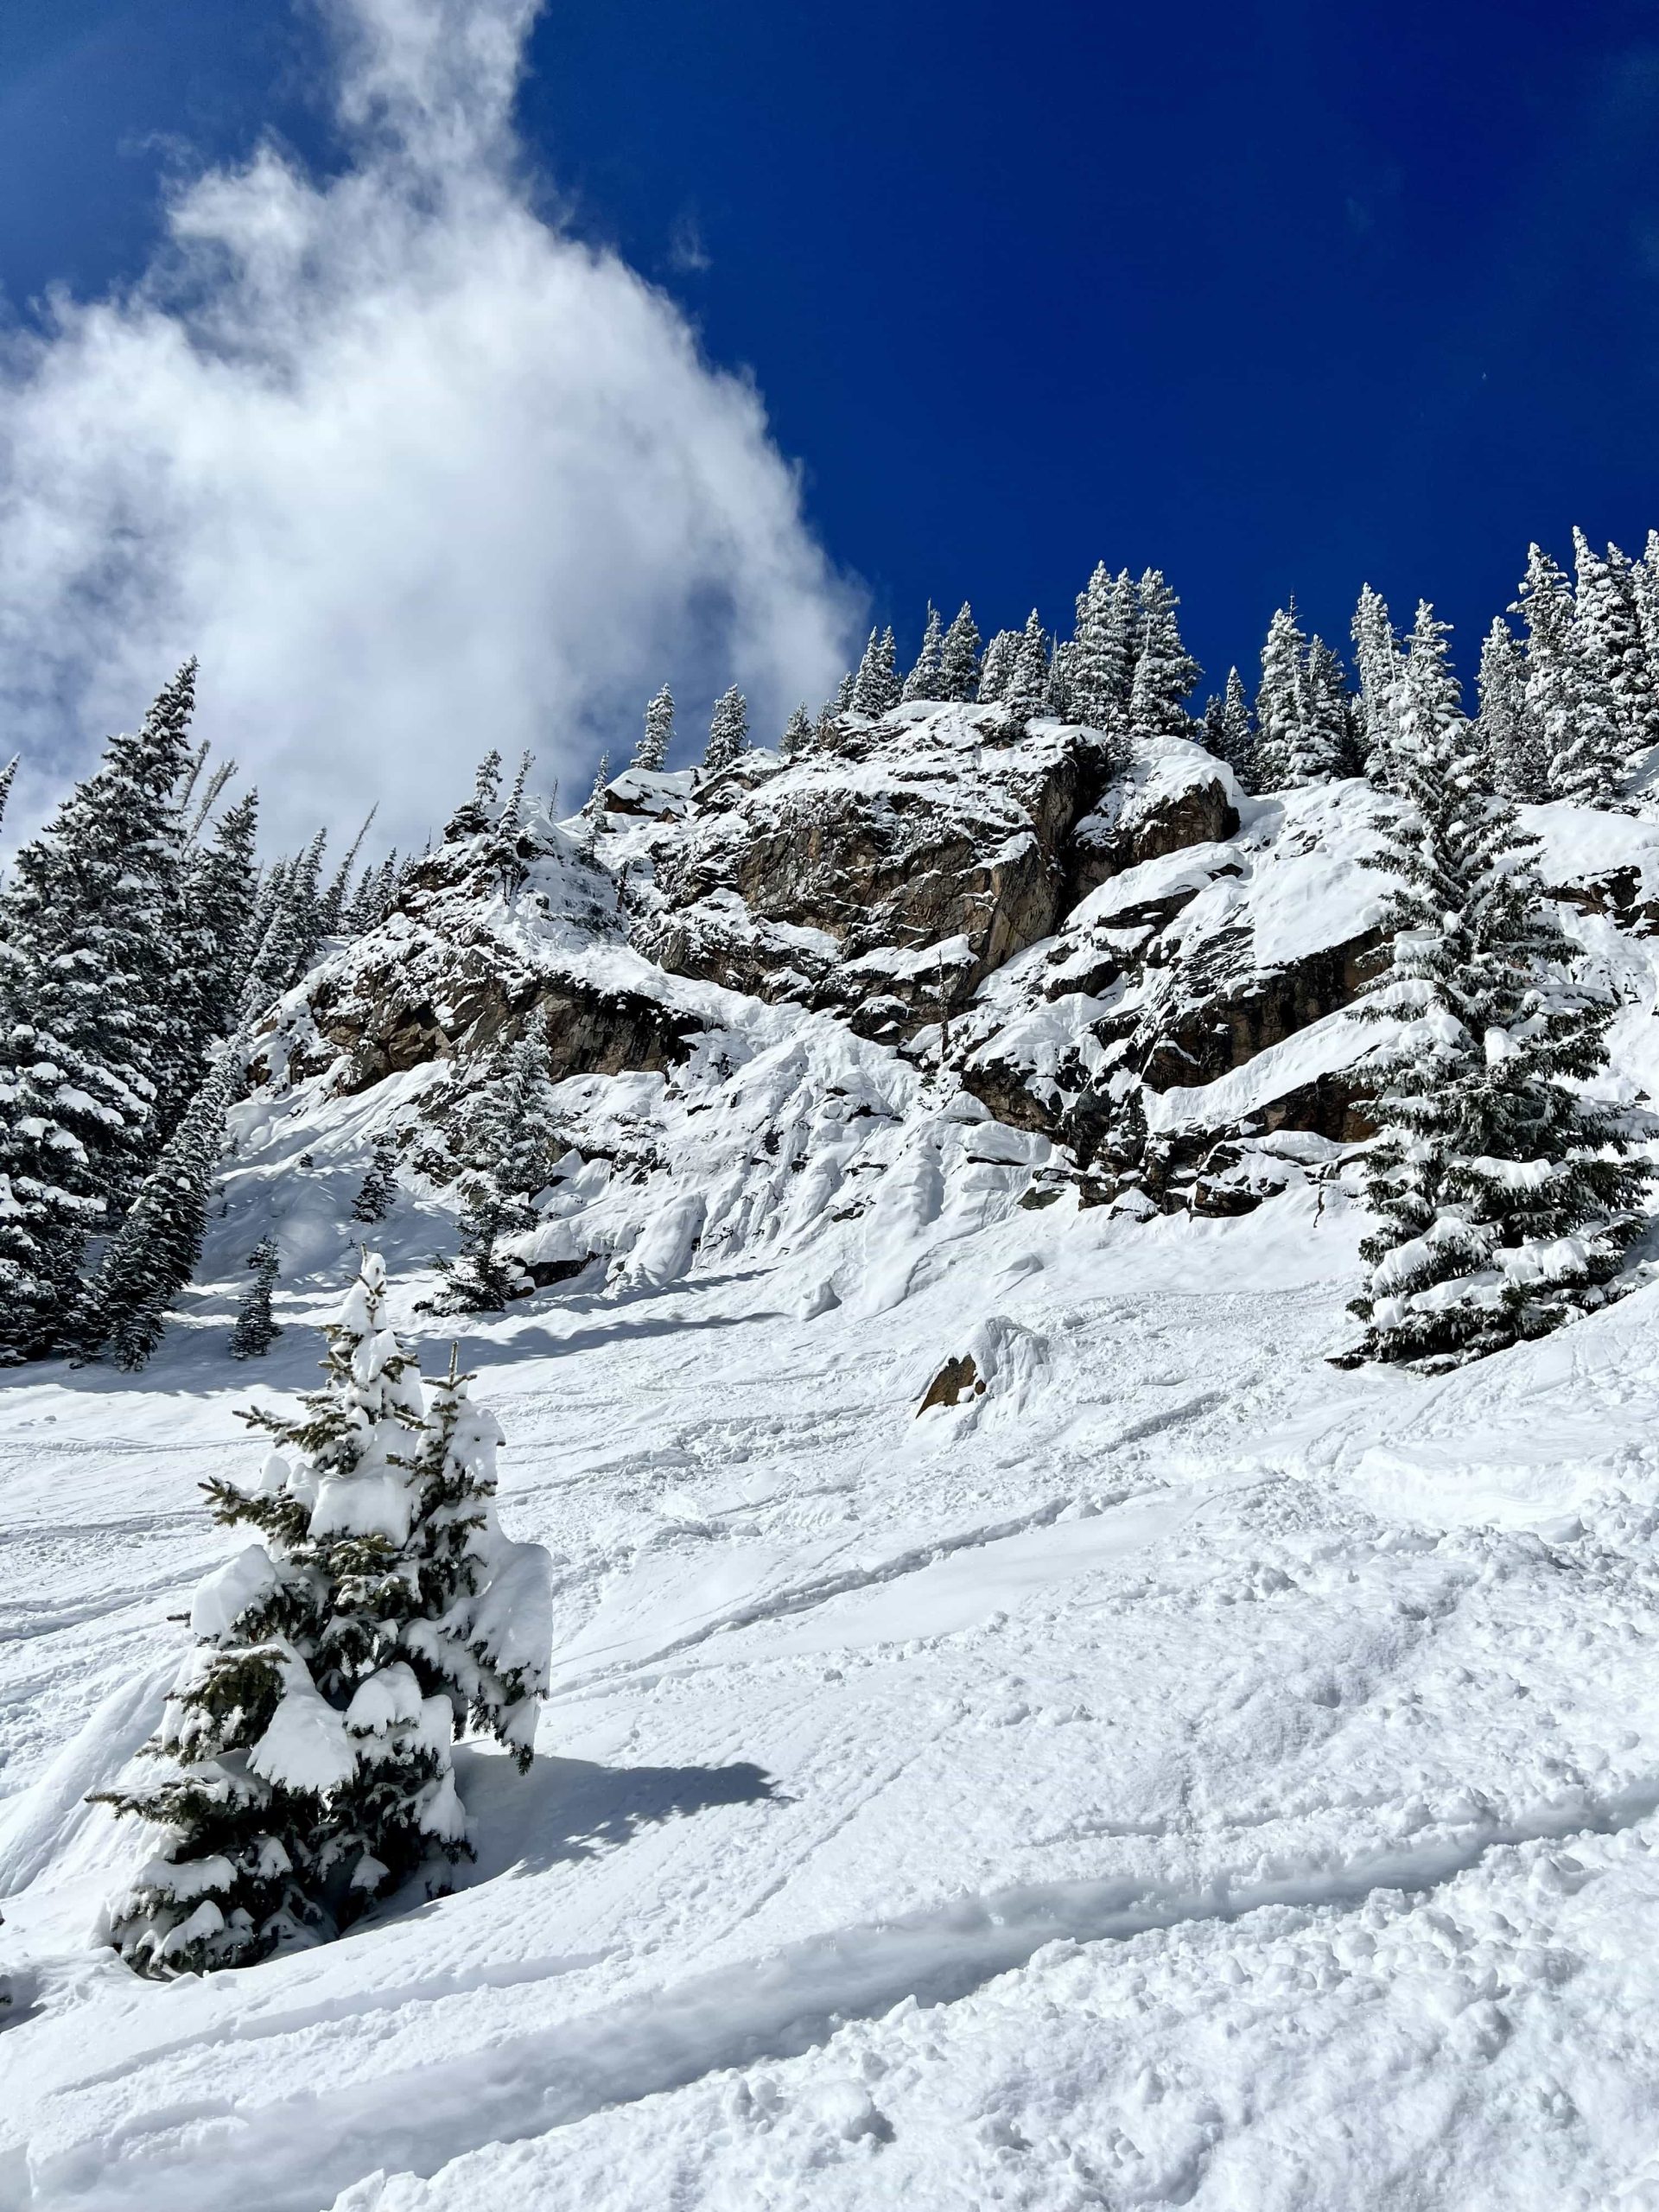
5,0 -> 1659,700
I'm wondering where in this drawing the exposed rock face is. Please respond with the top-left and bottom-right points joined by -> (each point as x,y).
629,705 -> 1119,1039
255,804 -> 702,1098
266,710 -> 1659,1236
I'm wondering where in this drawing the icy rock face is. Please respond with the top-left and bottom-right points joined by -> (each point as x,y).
628,704 -> 1120,1041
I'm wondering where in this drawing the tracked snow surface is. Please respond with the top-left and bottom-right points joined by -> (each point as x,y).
5,706 -> 1659,2210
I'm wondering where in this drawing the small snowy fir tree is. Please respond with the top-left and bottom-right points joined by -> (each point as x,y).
1200,666 -> 1255,782
936,602 -> 982,702
437,1035 -> 560,1312
1476,616 -> 1546,802
779,703 -> 814,761
1003,610 -> 1050,722
75,1057 -> 232,1370
1351,583 -> 1401,786
1126,569 -> 1200,735
702,687 -> 749,774
352,1135 -> 400,1226
229,1236 -> 283,1359
635,684 -> 675,772
1251,603 -> 1312,788
1514,543 -> 1624,806
976,627 -> 1020,703
1342,603 -> 1650,1370
901,605 -> 944,702
1066,562 -> 1130,733
99,1255 -> 550,1975
850,626 -> 900,718
1305,636 -> 1358,775
1574,530 -> 1658,760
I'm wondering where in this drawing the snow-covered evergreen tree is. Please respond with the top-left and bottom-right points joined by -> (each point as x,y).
936,602 -> 982,702
636,684 -> 675,772
1351,584 -> 1401,786
1252,603 -> 1338,788
75,1057 -> 232,1370
702,687 -> 750,774
436,1036 -> 560,1312
353,1136 -> 400,1226
1475,616 -> 1546,802
779,704 -> 813,760
1003,610 -> 1050,722
850,626 -> 900,718
1576,531 -> 1658,759
1065,563 -> 1136,734
1514,542 -> 1624,805
1127,569 -> 1200,735
1344,602 -> 1649,1370
0,753 -> 17,836
100,1255 -> 550,1975
230,1236 -> 283,1359
1631,531 -> 1659,713
1305,636 -> 1357,774
1200,666 -> 1255,782
0,664 -> 204,1356
177,790 -> 261,1092
315,813 -> 377,941
976,628 -> 1020,703
901,606 -> 944,702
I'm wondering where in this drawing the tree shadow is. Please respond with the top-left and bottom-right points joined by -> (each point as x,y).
454,1746 -> 783,1883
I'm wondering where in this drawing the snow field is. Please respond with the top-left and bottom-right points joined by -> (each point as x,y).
3,1136 -> 1659,2207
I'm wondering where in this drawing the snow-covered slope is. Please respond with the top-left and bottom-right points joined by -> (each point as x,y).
5,709 -> 1659,2211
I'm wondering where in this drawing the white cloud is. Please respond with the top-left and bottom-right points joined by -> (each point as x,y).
0,0 -> 860,851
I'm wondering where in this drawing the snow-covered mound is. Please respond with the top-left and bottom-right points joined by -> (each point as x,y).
7,704 -> 1659,2210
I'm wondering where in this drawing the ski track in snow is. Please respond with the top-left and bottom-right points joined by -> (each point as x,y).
5,1044 -> 1659,2209
17,1789 -> 1659,2212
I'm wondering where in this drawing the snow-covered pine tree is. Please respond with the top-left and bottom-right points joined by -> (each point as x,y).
353,1135 -> 400,1225
0,754 -> 18,835
436,1034 -> 560,1312
1351,584 -> 1401,786
850,626 -> 900,718
1344,601 -> 1650,1370
976,628 -> 1020,702
75,1057 -> 232,1370
1043,640 -> 1073,718
0,664 -> 204,1356
177,790 -> 261,1089
1306,636 -> 1359,775
779,704 -> 814,760
316,812 -> 378,939
1251,602 -> 1332,788
636,684 -> 675,772
1199,666 -> 1255,783
702,687 -> 750,774
1065,563 -> 1127,733
1003,610 -> 1050,722
1575,531 -> 1659,759
936,602 -> 982,702
1631,531 -> 1659,710
100,1253 -> 550,1974
1476,617 -> 1547,802
901,605 -> 944,702
1126,569 -> 1200,735
230,1236 -> 283,1358
1514,542 -> 1623,806
580,753 -> 611,854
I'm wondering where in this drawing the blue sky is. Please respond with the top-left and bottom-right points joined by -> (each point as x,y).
2,0 -> 1658,825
